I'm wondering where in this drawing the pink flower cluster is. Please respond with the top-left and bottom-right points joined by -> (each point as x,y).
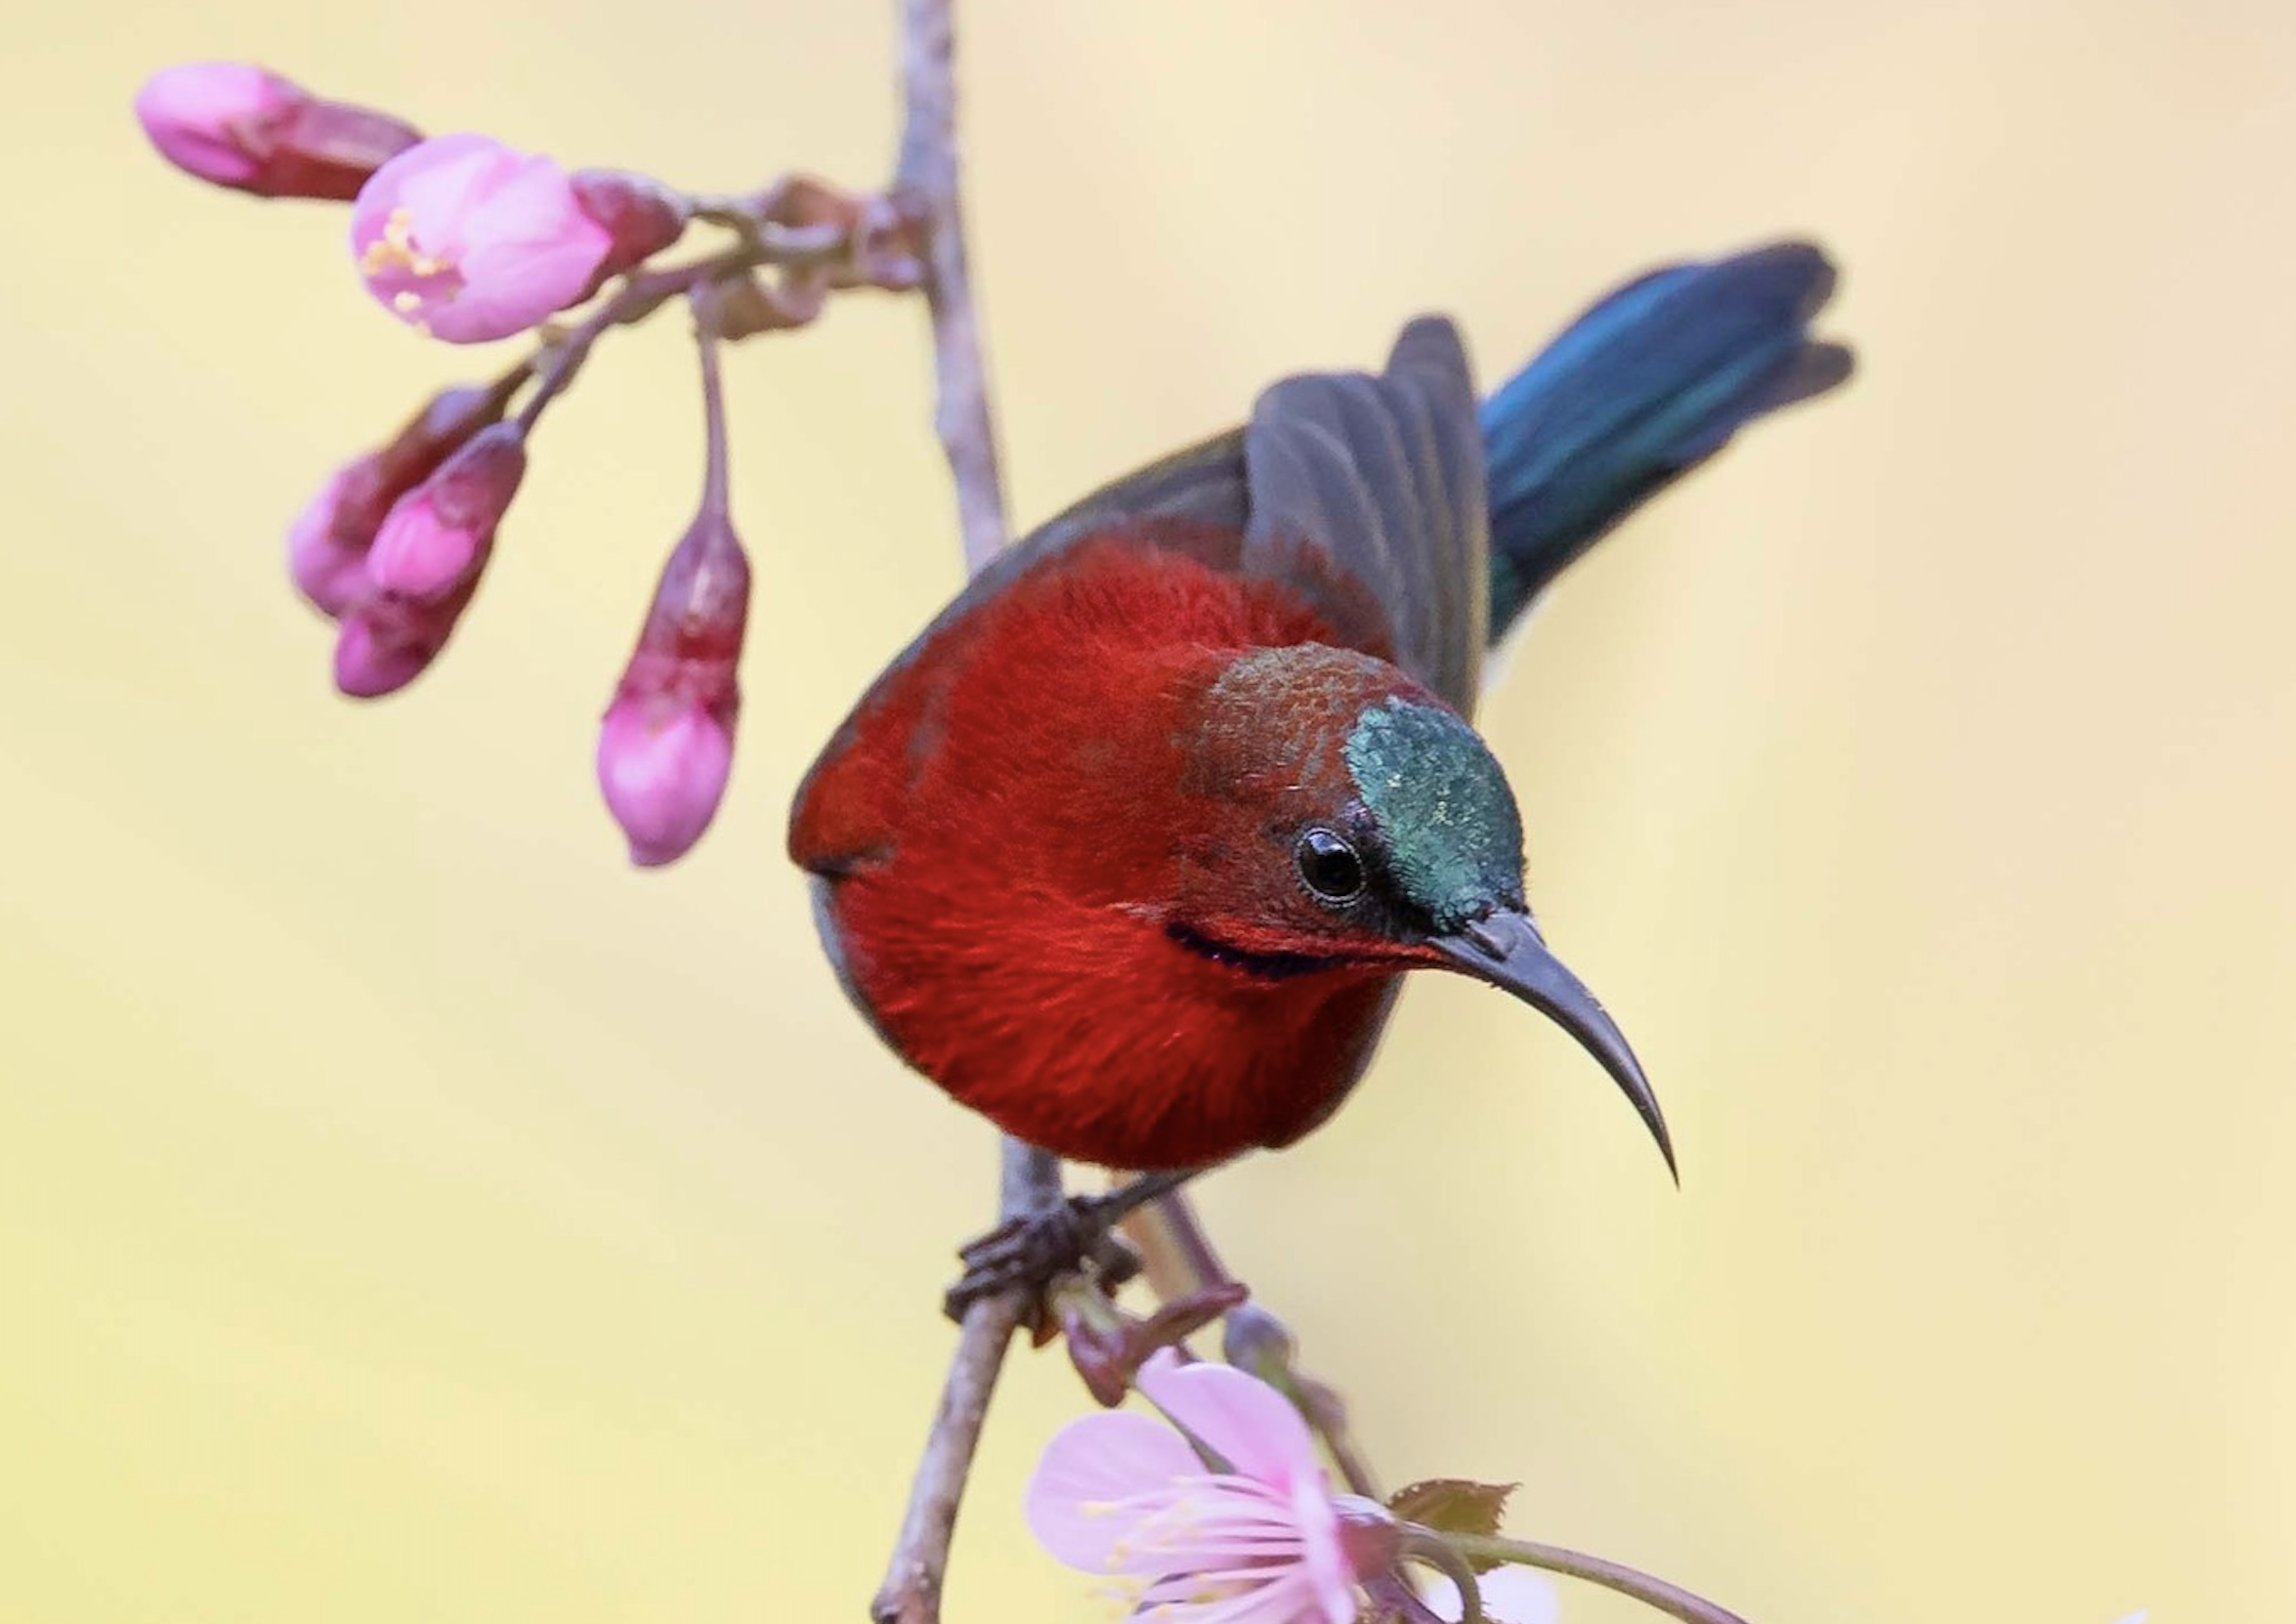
135,63 -> 420,200
140,60 -> 748,866
138,64 -> 684,345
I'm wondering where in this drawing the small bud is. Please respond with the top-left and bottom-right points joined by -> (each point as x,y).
365,424 -> 527,601
285,383 -> 513,618
287,469 -> 375,618
136,63 -> 420,201
597,512 -> 750,867
1222,1301 -> 1298,1380
352,134 -> 614,343
332,583 -> 473,699
572,169 -> 689,278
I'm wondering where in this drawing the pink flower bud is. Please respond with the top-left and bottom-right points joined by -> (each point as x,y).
571,169 -> 689,279
284,383 -> 513,618
351,134 -> 615,343
332,580 -> 476,699
287,469 -> 374,617
597,701 -> 736,867
596,512 -> 751,867
365,424 -> 527,601
136,63 -> 420,201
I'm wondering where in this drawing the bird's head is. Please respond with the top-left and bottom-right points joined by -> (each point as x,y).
1174,643 -> 1674,1176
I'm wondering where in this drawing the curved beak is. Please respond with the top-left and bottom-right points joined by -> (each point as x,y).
1427,909 -> 1676,1182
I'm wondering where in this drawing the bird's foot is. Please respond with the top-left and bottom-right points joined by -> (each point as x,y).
942,1191 -> 1142,1323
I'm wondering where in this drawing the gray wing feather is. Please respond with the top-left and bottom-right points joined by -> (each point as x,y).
1244,317 -> 1488,711
922,321 -> 1488,714
1032,427 -> 1248,552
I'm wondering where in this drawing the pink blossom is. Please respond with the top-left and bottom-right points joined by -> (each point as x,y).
597,698 -> 737,866
287,469 -> 374,617
351,135 -> 615,342
136,64 -> 295,190
365,424 -> 527,600
286,383 -> 512,618
596,510 -> 750,867
332,584 -> 473,699
136,63 -> 419,200
1026,1351 -> 1397,1624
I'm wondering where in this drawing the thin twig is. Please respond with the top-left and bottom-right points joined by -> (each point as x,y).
872,1145 -> 1059,1624
1445,1533 -> 1754,1624
870,3 -> 1047,1621
890,0 -> 1008,573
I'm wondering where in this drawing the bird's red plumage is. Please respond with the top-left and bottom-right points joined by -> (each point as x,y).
788,524 -> 1428,1169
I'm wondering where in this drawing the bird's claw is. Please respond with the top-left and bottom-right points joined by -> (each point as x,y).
942,1193 -> 1141,1323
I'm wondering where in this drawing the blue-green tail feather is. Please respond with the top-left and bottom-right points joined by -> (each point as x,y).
1480,241 -> 1851,640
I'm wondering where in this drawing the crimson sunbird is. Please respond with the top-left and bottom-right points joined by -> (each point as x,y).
790,241 -> 1849,1214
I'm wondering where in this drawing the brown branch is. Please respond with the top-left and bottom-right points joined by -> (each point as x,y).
514,198 -> 920,435
873,1137 -> 1063,1624
871,4 -> 1050,1623
890,0 -> 1008,574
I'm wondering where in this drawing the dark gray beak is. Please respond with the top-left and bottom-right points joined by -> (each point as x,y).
1428,909 -> 1676,1182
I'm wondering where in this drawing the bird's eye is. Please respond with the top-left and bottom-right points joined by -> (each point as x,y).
1295,828 -> 1367,904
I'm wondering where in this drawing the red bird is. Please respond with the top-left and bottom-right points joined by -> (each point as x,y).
790,244 -> 1848,1192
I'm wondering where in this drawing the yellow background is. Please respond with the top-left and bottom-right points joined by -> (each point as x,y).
5,1 -> 2288,1619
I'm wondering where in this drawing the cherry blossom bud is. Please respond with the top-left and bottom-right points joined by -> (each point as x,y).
365,424 -> 527,601
351,134 -> 615,342
571,169 -> 689,278
284,383 -> 512,617
332,582 -> 475,699
136,63 -> 419,201
286,468 -> 376,618
596,511 -> 750,867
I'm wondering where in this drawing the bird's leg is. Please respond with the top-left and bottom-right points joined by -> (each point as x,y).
941,1167 -> 1204,1322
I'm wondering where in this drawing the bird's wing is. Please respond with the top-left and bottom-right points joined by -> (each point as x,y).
1031,426 -> 1250,545
1012,321 -> 1491,712
1240,318 -> 1490,712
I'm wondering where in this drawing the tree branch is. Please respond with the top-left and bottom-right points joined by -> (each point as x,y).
890,0 -> 1008,575
871,5 -> 1051,1621
873,1138 -> 1063,1624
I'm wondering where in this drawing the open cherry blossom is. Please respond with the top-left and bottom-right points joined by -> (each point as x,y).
351,134 -> 613,342
1027,1351 -> 1398,1624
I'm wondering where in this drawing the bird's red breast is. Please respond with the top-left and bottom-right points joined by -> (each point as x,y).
788,522 -> 1419,1169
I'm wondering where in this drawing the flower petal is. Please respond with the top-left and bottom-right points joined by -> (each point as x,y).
1024,1410 -> 1200,1571
1143,1567 -> 1315,1624
1289,1476 -> 1353,1624
1138,1350 -> 1323,1488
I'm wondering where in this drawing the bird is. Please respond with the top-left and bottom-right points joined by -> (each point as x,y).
788,241 -> 1850,1208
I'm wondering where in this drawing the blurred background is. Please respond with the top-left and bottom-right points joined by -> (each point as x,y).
5,0 -> 2289,1619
